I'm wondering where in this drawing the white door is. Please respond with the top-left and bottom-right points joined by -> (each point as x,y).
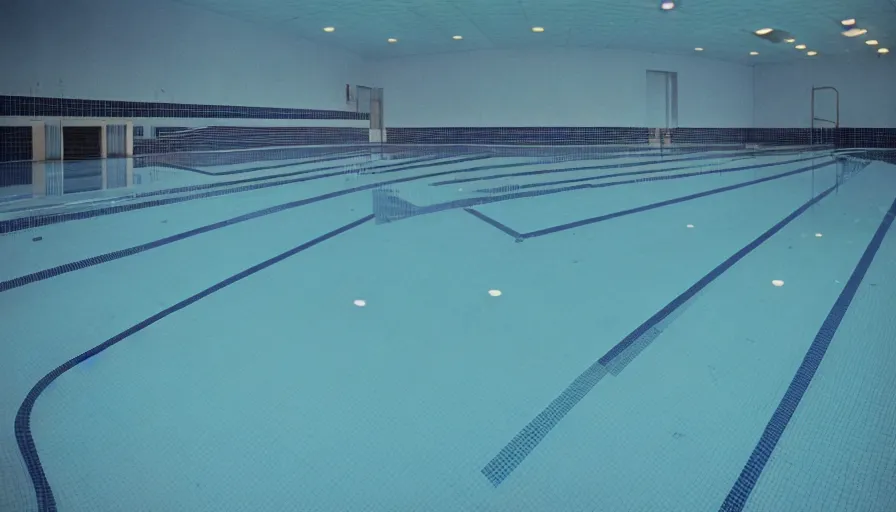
646,70 -> 669,129
357,86 -> 372,114
646,70 -> 678,129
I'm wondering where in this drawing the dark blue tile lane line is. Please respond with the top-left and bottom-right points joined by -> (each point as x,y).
137,154 -> 448,200
473,154 -> 823,194
481,182 -> 843,487
0,154 -> 492,235
431,148 -> 820,187
14,214 -> 374,512
718,196 -> 896,512
463,208 -> 524,240
0,159 -> 836,293
523,160 -> 837,239
147,150 -> 372,175
414,157 -> 834,222
0,157 -> 528,292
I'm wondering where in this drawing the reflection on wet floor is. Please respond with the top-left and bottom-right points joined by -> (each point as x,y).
0,159 -> 135,202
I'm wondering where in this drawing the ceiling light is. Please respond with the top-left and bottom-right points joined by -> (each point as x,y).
695,47 -> 704,51
531,26 -> 545,32
880,48 -> 891,54
815,233 -> 823,237
795,44 -> 807,50
866,39 -> 879,45
488,289 -> 502,297
842,28 -> 868,37
807,51 -> 818,56
452,35 -> 463,40
750,51 -> 759,55
785,38 -> 796,43
353,299 -> 367,307
387,38 -> 398,43
772,279 -> 785,287
755,28 -> 774,35
322,27 -> 335,32
841,19 -> 856,26
660,1 -> 675,10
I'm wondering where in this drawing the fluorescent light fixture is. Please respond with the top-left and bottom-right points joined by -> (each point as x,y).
387,38 -> 398,43
661,1 -> 675,10
452,35 -> 463,40
750,51 -> 759,55
841,18 -> 856,26
880,48 -> 890,54
795,44 -> 807,50
842,28 -> 868,37
695,47 -> 704,51
755,28 -> 774,35
531,26 -> 545,32
784,38 -> 796,43
866,39 -> 879,45
807,51 -> 818,56
322,27 -> 335,32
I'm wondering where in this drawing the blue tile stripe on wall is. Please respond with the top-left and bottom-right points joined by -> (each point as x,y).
0,95 -> 369,120
481,181 -> 843,486
0,126 -> 32,162
386,127 -> 896,148
13,214 -> 374,512
718,195 -> 896,512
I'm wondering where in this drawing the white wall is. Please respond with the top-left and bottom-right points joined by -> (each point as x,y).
0,0 -> 365,111
369,49 -> 754,128
754,56 -> 896,128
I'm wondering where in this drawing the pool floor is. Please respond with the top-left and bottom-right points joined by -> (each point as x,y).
2,146 -> 895,511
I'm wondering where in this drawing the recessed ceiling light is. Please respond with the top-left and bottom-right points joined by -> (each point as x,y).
772,279 -> 785,287
815,233 -> 823,237
322,27 -> 335,32
807,51 -> 818,56
452,35 -> 463,40
880,48 -> 891,54
755,28 -> 774,35
750,51 -> 759,55
387,38 -> 398,43
841,19 -> 856,26
842,28 -> 868,37
531,26 -> 545,32
784,38 -> 796,43
795,44 -> 807,50
866,39 -> 879,45
488,289 -> 502,297
353,299 -> 367,307
695,47 -> 704,51
660,1 -> 675,10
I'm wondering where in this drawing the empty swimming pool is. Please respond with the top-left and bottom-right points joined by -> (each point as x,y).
2,144 -> 896,512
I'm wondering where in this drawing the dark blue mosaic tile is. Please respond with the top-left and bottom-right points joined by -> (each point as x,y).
386,127 -> 650,145
0,126 -> 32,162
0,95 -> 369,121
134,126 -> 368,154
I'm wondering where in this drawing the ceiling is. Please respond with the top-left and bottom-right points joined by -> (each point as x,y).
173,0 -> 896,63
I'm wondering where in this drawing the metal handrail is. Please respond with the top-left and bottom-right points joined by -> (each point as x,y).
810,86 -> 839,145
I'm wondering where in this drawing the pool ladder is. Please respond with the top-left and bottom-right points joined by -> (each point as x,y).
810,86 -> 839,146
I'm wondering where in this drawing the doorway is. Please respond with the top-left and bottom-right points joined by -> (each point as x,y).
62,126 -> 102,160
646,70 -> 678,138
357,86 -> 372,114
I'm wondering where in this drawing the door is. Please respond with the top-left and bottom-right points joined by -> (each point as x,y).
357,86 -> 372,114
646,70 -> 678,130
